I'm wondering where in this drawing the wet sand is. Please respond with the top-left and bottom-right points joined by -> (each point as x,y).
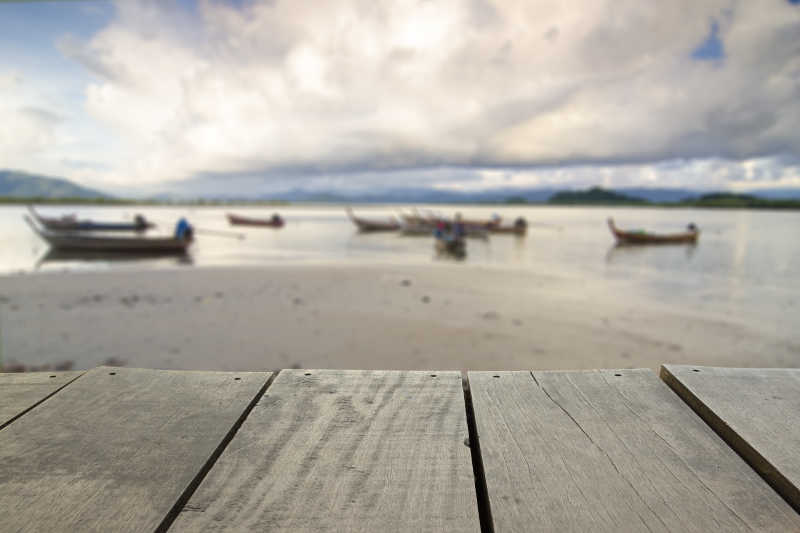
1,264 -> 797,371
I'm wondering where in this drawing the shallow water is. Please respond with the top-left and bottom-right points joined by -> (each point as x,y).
4,204 -> 798,278
2,204 -> 799,346
2,203 -> 799,371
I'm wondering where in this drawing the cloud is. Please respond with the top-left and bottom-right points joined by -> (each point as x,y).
15,0 -> 800,191
0,101 -> 61,160
162,155 -> 800,198
168,165 -> 489,197
0,70 -> 22,90
19,106 -> 63,124
426,156 -> 800,192
0,63 -> 119,189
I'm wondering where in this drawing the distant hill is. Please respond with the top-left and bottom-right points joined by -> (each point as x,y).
739,188 -> 800,200
616,188 -> 704,203
264,186 -> 773,205
155,175 -> 800,204
548,187 -> 648,205
262,187 -> 559,204
680,192 -> 800,209
11,169 -> 795,205
0,170 -> 108,199
265,186 -> 799,204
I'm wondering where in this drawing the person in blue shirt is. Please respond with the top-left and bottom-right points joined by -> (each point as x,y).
174,218 -> 194,241
452,212 -> 465,239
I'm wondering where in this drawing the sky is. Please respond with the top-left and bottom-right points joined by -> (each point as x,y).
1,0 -> 799,196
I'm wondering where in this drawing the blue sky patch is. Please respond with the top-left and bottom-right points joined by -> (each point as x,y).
691,20 -> 724,61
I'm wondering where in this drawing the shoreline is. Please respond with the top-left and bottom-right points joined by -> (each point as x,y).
1,263 -> 797,373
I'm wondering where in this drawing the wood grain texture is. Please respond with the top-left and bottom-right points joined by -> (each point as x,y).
0,366 -> 271,533
171,369 -> 480,532
661,365 -> 800,511
470,369 -> 800,532
0,371 -> 83,429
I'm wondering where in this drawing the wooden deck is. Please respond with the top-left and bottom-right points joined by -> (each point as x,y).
661,365 -> 800,513
1,365 -> 798,532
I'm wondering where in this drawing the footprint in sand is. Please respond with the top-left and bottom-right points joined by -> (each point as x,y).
121,295 -> 140,307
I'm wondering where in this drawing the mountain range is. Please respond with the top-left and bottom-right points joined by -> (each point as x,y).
0,170 -> 108,199
256,186 -> 800,203
3,168 -> 800,203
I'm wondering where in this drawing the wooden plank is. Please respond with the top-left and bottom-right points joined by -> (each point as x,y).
0,366 -> 271,533
469,369 -> 800,532
170,370 -> 480,532
661,365 -> 800,511
0,371 -> 83,429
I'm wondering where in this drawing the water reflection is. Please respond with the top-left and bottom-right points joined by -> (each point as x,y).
605,242 -> 697,264
36,248 -> 194,269
434,246 -> 467,261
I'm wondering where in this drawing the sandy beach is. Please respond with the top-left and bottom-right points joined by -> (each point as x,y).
1,263 -> 797,372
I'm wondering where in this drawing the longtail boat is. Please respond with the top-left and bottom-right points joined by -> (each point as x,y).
607,218 -> 699,244
28,206 -> 153,232
346,208 -> 400,232
226,213 -> 284,228
25,216 -> 191,254
401,221 -> 488,239
401,210 -> 505,237
488,217 -> 527,235
464,215 -> 502,227
401,210 -> 499,228
399,210 -> 440,226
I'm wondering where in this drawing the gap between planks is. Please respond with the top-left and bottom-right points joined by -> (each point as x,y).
659,365 -> 800,515
0,371 -> 86,431
156,371 -> 279,533
7,366 -> 790,532
461,371 -> 495,533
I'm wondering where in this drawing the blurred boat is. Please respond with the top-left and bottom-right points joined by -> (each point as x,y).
462,214 -> 503,227
25,215 -> 191,253
401,210 -> 498,228
461,225 -> 489,239
488,217 -> 528,235
401,209 -> 502,238
399,209 -> 439,226
607,218 -> 699,244
28,205 -> 153,232
346,208 -> 400,232
402,222 -> 488,239
400,222 -> 435,236
227,213 -> 284,227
